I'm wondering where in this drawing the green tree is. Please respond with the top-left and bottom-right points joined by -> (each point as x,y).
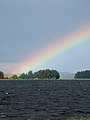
33,69 -> 60,79
75,70 -> 90,78
27,71 -> 33,79
0,71 -> 4,79
19,73 -> 27,79
10,75 -> 18,80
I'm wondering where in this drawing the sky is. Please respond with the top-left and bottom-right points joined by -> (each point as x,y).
0,0 -> 90,74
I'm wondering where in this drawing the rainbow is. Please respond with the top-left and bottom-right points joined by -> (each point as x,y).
13,24 -> 90,74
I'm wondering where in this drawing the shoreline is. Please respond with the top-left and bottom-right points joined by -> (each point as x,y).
0,79 -> 90,80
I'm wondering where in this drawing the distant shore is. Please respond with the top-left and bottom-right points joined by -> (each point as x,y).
0,78 -> 90,80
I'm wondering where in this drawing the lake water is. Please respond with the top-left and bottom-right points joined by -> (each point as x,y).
0,80 -> 90,120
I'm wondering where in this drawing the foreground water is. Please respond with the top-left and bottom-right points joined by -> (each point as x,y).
0,80 -> 90,120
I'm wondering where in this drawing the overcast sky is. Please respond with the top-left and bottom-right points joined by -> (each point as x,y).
0,0 -> 90,73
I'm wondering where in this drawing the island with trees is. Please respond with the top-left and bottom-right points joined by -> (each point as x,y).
18,69 -> 60,80
74,70 -> 90,79
0,69 -> 90,80
0,69 -> 60,80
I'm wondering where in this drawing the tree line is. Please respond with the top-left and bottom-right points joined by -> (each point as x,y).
0,69 -> 60,80
18,69 -> 60,80
74,70 -> 90,79
0,70 -> 90,80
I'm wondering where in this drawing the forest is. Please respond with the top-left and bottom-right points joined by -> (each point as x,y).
0,69 -> 60,80
18,69 -> 60,80
75,70 -> 90,78
0,70 -> 90,80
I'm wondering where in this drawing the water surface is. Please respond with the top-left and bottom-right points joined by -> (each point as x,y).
0,80 -> 90,120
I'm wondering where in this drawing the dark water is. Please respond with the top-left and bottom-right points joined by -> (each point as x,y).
0,80 -> 90,120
